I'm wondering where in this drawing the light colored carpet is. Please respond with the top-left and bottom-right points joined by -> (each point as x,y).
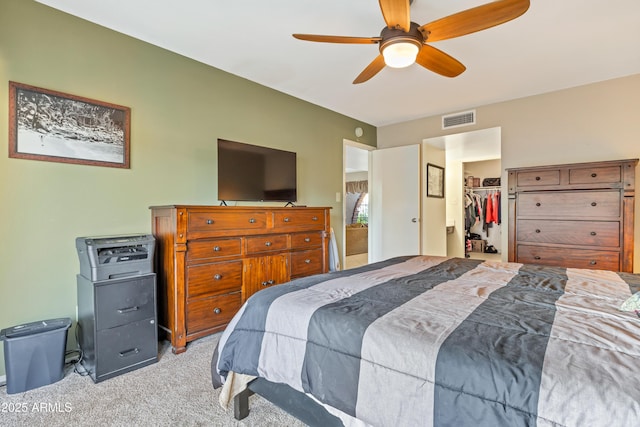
0,333 -> 305,426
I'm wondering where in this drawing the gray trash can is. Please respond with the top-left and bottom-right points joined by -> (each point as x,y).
0,318 -> 71,394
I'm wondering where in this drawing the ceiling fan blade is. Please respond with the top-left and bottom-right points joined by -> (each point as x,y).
378,0 -> 411,32
420,0 -> 530,42
415,44 -> 466,77
293,34 -> 381,44
353,55 -> 386,84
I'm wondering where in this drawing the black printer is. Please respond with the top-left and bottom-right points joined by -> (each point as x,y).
75,234 -> 155,281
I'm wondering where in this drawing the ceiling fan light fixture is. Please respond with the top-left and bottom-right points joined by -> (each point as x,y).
382,41 -> 420,68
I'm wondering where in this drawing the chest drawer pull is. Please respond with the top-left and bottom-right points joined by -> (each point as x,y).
535,176 -> 541,181
213,274 -> 222,280
312,216 -> 318,221
534,256 -> 541,260
265,241 -> 272,247
283,217 -> 290,222
249,218 -> 256,223
590,260 -> 597,265
304,237 -> 311,242
536,202 -> 541,207
206,219 -> 214,224
535,229 -> 541,233
591,202 -> 597,207
590,231 -> 597,236
119,348 -> 140,358
117,306 -> 139,314
213,307 -> 221,314
213,246 -> 221,251
591,173 -> 597,178
304,259 -> 311,264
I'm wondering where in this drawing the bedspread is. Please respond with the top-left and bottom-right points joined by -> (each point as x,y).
213,256 -> 640,426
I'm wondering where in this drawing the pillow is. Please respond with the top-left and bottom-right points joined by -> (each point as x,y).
620,292 -> 640,317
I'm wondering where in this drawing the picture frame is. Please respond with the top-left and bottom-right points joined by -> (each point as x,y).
9,81 -> 130,168
426,163 -> 445,198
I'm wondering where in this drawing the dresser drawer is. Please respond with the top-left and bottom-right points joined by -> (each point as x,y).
95,318 -> 157,379
291,249 -> 324,277
516,170 -> 560,187
187,211 -> 267,236
246,234 -> 289,254
291,231 -> 323,249
274,210 -> 325,231
569,165 -> 621,185
517,245 -> 619,271
516,220 -> 620,247
95,275 -> 156,330
187,261 -> 242,299
186,292 -> 242,333
518,191 -> 621,218
187,238 -> 241,260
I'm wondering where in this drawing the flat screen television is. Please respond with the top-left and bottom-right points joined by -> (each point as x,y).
217,139 -> 297,202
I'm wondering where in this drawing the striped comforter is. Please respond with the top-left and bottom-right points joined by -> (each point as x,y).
212,256 -> 640,426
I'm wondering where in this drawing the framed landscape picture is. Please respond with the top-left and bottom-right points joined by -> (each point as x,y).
426,163 -> 445,198
8,81 -> 130,168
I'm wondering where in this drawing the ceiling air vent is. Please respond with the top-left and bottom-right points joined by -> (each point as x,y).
442,110 -> 476,130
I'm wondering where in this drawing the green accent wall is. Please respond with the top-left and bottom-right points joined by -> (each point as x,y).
0,0 -> 376,376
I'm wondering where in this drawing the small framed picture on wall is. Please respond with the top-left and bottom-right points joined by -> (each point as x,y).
426,163 -> 445,198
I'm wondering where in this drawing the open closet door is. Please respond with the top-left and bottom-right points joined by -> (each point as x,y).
370,145 -> 420,262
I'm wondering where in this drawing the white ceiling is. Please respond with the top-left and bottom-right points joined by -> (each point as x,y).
36,0 -> 640,127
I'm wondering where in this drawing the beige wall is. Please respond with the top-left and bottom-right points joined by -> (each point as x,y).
379,74 -> 640,269
0,0 -> 376,376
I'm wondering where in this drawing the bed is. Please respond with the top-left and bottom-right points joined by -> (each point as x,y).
211,255 -> 640,426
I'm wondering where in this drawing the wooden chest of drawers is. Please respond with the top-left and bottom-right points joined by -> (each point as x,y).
150,205 -> 331,353
507,159 -> 637,272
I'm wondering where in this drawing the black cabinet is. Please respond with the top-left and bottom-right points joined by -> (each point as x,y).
77,273 -> 158,382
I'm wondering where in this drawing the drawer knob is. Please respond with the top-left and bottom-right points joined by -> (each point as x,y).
119,348 -> 140,357
117,306 -> 139,314
262,281 -> 268,286
284,217 -> 290,222
206,219 -> 214,225
534,256 -> 541,260
591,173 -> 597,178
590,231 -> 597,236
590,260 -> 597,265
214,274 -> 222,280
249,218 -> 256,223
535,229 -> 541,233
213,307 -> 221,314
535,176 -> 541,181
265,241 -> 272,247
591,202 -> 597,207
305,259 -> 311,264
213,246 -> 221,251
304,237 -> 311,242
268,279 -> 275,285
312,216 -> 318,221
535,202 -> 541,207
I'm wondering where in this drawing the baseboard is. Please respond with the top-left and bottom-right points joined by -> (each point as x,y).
0,375 -> 6,387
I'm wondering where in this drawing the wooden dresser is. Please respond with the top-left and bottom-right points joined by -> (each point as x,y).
150,205 -> 331,353
507,159 -> 637,272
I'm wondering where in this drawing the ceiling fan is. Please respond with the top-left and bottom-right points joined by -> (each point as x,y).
293,0 -> 530,84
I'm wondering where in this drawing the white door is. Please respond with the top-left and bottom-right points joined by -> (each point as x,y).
370,145 -> 421,262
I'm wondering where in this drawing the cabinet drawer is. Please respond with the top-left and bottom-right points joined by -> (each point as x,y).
187,238 -> 241,260
517,220 -> 620,247
518,191 -> 621,218
95,275 -> 156,330
187,261 -> 242,299
291,232 -> 323,249
291,249 -> 324,277
187,292 -> 241,333
187,211 -> 267,235
274,210 -> 325,231
516,170 -> 560,187
246,234 -> 289,254
517,245 -> 619,271
95,318 -> 157,378
569,165 -> 621,185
